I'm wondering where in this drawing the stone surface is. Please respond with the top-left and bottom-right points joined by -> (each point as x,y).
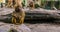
0,22 -> 31,32
1,22 -> 60,32
25,23 -> 60,32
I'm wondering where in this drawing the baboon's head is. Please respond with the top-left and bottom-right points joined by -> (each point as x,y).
15,6 -> 22,12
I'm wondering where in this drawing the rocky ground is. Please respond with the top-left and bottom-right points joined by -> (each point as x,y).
0,22 -> 60,32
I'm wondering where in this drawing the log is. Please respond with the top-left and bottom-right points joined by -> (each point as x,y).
24,8 -> 60,19
0,8 -> 14,15
0,8 -> 60,20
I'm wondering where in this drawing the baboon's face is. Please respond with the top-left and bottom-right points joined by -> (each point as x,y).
15,6 -> 22,12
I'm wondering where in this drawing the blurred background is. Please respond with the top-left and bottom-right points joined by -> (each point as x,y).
0,0 -> 60,10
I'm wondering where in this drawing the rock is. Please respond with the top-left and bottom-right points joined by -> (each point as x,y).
0,22 -> 6,25
0,25 -> 11,32
15,24 -> 31,32
8,28 -> 18,32
0,23 -> 31,32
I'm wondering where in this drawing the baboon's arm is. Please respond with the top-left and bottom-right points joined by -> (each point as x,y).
20,11 -> 25,18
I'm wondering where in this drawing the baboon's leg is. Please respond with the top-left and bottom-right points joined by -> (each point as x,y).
6,2 -> 10,7
20,17 -> 25,24
6,1 -> 13,7
6,0 -> 10,7
12,17 -> 16,24
21,17 -> 24,24
19,18 -> 22,24
7,3 -> 11,7
15,19 -> 20,24
14,19 -> 17,24
13,0 -> 18,8
33,2 -> 34,9
12,17 -> 14,23
9,2 -> 13,7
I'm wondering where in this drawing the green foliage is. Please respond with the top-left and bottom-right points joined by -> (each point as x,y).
35,4 -> 40,8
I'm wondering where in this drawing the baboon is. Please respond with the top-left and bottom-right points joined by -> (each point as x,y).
14,0 -> 22,8
6,0 -> 23,8
12,6 -> 25,24
12,0 -> 15,7
7,0 -> 13,7
29,1 -> 34,10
